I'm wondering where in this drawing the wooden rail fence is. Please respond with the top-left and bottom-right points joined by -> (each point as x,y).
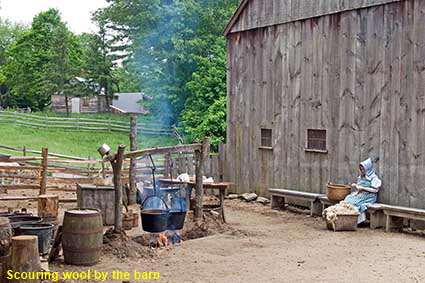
0,110 -> 174,136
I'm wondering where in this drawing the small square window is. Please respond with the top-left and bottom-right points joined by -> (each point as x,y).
307,129 -> 327,151
261,128 -> 272,148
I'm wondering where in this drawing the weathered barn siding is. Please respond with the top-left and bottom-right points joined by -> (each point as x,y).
51,95 -> 108,113
225,0 -> 402,35
226,0 -> 425,209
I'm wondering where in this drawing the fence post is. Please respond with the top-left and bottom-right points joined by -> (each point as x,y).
23,146 -> 26,157
128,114 -> 137,205
194,137 -> 210,220
101,161 -> 106,179
45,114 -> 48,129
111,144 -> 126,233
40,147 -> 48,195
108,117 -> 111,132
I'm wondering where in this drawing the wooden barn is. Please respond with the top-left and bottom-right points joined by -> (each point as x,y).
224,0 -> 425,209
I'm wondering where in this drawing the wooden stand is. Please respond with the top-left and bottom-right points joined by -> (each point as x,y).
39,148 -> 48,195
38,194 -> 59,220
110,145 -> 126,233
128,114 -> 137,205
10,236 -> 41,283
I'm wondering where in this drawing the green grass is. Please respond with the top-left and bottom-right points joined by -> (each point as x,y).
0,112 -> 178,158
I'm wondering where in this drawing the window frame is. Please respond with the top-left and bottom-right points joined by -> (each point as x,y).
260,128 -> 273,150
305,128 -> 328,153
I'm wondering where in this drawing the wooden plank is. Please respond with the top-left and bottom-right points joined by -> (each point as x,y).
0,166 -> 40,170
409,0 -> 425,209
379,3 -> 397,204
0,184 -> 41,190
39,148 -> 48,195
397,0 -> 414,207
124,144 -> 202,159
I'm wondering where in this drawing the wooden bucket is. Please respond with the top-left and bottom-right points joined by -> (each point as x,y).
0,217 -> 12,281
62,209 -> 103,266
132,212 -> 139,228
122,210 -> 134,231
38,194 -> 59,219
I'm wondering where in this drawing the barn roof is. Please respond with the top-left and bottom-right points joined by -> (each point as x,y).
224,0 -> 401,36
111,92 -> 147,114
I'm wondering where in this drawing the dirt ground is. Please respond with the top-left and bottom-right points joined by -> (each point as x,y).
42,199 -> 425,283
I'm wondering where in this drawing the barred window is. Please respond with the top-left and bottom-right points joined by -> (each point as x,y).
261,128 -> 272,148
307,129 -> 327,151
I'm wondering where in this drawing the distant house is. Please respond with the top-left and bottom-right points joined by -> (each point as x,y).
51,95 -> 108,114
110,92 -> 151,115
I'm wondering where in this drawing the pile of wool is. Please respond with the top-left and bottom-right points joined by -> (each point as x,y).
323,202 -> 359,225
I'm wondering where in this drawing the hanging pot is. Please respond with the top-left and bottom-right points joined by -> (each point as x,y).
167,196 -> 186,230
140,196 -> 168,233
167,210 -> 186,230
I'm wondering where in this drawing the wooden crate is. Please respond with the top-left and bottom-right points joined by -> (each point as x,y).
326,214 -> 358,231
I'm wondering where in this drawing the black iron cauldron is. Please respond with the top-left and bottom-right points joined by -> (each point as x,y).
140,196 -> 168,233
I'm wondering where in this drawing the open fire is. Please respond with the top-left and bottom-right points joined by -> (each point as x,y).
149,230 -> 182,248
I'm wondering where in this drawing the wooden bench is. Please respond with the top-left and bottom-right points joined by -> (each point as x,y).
269,188 -> 323,216
380,204 -> 425,232
318,196 -> 337,211
366,203 -> 386,229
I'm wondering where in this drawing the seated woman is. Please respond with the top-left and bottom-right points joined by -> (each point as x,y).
344,158 -> 382,223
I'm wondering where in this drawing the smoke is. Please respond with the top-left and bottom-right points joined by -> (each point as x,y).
133,0 -> 201,143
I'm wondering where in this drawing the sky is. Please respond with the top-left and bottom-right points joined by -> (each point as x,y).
0,0 -> 109,34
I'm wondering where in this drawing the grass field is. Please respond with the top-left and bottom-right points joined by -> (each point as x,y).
0,112 -> 178,158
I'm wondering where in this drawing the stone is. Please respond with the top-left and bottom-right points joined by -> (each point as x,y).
256,197 -> 270,205
240,193 -> 258,202
226,194 -> 239,199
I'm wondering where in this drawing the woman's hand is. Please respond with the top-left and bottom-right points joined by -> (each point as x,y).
351,183 -> 357,189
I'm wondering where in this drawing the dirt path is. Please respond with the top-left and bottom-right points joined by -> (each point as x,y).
51,200 -> 425,283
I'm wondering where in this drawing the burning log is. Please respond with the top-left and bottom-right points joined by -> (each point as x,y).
146,231 -> 183,248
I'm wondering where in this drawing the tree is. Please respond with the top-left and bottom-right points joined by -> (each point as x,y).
0,19 -> 28,106
79,14 -> 120,110
4,9 -> 82,111
95,0 -> 238,146
182,41 -> 227,147
0,19 -> 28,66
45,20 -> 83,114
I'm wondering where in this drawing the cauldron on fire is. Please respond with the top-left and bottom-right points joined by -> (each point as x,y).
140,155 -> 187,233
140,195 -> 169,233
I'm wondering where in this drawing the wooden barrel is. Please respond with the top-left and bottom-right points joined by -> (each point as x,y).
62,209 -> 103,266
0,217 -> 12,257
0,217 -> 12,281
38,194 -> 59,219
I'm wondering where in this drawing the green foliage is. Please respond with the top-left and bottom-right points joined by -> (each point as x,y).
3,9 -> 83,111
0,19 -> 28,66
182,41 -> 227,147
96,0 -> 238,146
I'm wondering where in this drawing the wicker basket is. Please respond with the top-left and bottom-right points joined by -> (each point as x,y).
327,182 -> 351,201
326,214 -> 358,231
